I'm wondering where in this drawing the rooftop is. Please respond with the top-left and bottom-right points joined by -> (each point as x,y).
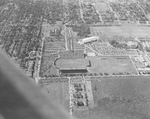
60,50 -> 85,59
55,58 -> 90,70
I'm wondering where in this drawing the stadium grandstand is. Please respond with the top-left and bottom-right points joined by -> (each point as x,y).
55,59 -> 90,74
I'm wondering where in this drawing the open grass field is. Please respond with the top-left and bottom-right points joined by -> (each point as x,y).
91,23 -> 150,37
87,56 -> 137,75
74,76 -> 150,119
42,81 -> 70,112
90,76 -> 150,119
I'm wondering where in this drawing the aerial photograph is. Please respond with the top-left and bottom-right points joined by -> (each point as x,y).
1,0 -> 150,119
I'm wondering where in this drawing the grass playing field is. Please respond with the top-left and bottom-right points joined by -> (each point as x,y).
87,56 -> 137,75
91,23 -> 150,37
74,76 -> 150,119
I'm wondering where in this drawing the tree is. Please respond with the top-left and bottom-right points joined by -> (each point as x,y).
104,73 -> 109,76
110,40 -> 119,47
0,0 -> 5,6
94,86 -> 97,91
77,23 -> 91,37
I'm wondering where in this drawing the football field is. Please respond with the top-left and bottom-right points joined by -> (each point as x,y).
91,23 -> 150,37
87,56 -> 137,75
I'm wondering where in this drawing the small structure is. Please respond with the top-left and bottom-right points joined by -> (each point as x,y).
127,41 -> 138,49
87,52 -> 96,56
78,36 -> 99,45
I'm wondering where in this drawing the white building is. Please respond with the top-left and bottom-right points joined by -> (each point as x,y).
78,36 -> 99,45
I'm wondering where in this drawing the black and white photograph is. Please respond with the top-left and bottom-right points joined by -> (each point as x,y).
0,0 -> 150,119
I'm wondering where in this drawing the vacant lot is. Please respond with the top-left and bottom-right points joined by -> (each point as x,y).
87,56 -> 137,74
42,81 -> 70,111
91,77 -> 150,119
74,76 -> 150,119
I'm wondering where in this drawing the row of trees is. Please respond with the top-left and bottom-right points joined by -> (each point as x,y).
110,40 -> 128,49
60,71 -> 135,77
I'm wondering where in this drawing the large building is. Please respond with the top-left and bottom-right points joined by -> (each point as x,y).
55,58 -> 90,74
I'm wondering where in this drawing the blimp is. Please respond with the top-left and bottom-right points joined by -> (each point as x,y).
78,36 -> 99,45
